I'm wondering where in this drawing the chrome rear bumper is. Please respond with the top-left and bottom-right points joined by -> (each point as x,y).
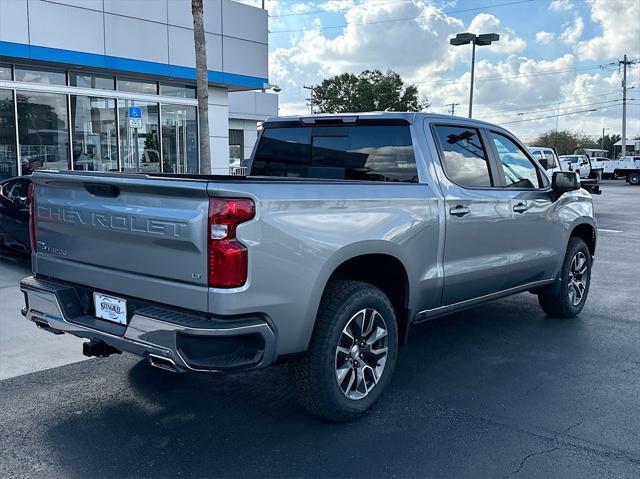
20,276 -> 277,372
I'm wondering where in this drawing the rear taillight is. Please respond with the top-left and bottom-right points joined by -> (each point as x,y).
28,183 -> 36,251
208,197 -> 255,288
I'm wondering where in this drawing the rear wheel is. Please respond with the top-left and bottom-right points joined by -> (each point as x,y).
628,172 -> 640,185
538,237 -> 592,318
291,280 -> 398,422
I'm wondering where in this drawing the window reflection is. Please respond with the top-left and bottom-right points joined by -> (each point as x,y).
118,100 -> 160,173
434,125 -> 492,188
71,96 -> 118,172
117,77 -> 157,95
0,64 -> 12,81
160,83 -> 196,99
161,104 -> 198,173
15,67 -> 66,85
69,72 -> 115,90
17,91 -> 70,173
492,132 -> 540,188
0,89 -> 18,180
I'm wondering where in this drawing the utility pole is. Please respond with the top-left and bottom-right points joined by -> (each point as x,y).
448,103 -> 460,116
303,85 -> 314,114
553,102 -> 560,152
618,54 -> 637,158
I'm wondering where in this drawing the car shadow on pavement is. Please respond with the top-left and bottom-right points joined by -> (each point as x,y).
42,295 -> 600,478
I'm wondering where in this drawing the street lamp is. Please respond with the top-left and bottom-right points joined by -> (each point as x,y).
450,32 -> 500,118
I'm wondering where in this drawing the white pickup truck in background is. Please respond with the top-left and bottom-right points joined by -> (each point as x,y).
559,155 -> 591,178
609,156 -> 640,185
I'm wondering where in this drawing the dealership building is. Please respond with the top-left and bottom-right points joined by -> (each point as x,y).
0,0 -> 278,180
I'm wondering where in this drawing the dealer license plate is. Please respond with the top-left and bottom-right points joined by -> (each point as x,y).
93,293 -> 127,325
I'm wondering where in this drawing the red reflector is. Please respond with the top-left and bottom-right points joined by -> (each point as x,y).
208,198 -> 255,288
28,182 -> 36,251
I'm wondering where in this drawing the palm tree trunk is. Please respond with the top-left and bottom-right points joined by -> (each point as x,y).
192,0 -> 211,174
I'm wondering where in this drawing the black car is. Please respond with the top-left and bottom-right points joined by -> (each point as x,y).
0,175 -> 31,256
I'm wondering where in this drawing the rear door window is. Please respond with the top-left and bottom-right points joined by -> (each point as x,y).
251,124 -> 417,182
433,125 -> 493,188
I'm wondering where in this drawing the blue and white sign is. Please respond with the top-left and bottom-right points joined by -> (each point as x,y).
128,106 -> 142,118
128,106 -> 142,128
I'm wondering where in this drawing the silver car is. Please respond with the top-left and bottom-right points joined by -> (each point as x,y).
21,112 -> 596,421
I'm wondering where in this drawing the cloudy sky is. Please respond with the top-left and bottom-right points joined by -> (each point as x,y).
245,0 -> 639,143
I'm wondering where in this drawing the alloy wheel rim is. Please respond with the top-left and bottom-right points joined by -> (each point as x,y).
568,251 -> 588,306
335,308 -> 389,400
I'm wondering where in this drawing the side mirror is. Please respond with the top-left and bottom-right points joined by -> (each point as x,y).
552,171 -> 580,193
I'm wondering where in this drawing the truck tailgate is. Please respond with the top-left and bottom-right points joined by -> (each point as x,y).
31,172 -> 210,311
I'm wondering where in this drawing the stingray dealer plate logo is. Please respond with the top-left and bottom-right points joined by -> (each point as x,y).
93,293 -> 127,325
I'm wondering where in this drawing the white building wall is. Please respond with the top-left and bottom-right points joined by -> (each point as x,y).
209,87 -> 230,174
228,91 -> 278,162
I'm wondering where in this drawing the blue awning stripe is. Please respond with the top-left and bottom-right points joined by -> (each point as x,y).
0,41 -> 267,89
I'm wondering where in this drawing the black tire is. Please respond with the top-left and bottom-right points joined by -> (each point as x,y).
538,237 -> 592,318
628,172 -> 640,185
290,280 -> 398,422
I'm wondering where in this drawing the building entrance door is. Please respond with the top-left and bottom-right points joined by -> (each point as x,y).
161,104 -> 198,174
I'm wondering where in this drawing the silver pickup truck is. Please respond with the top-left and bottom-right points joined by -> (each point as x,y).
20,112 -> 596,421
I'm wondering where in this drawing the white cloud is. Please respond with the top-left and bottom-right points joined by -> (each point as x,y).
467,13 -> 527,54
560,16 -> 584,44
577,0 -> 640,60
549,0 -> 575,12
270,1 -> 465,89
536,31 -> 555,45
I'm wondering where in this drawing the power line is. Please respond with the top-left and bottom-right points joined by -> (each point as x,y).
413,63 -> 617,87
271,0 -> 413,18
500,105 -> 615,125
269,0 -> 536,34
472,89 -> 623,115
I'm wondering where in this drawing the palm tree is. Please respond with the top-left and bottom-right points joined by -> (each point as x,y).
192,0 -> 211,174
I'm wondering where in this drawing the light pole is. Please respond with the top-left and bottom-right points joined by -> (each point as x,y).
450,32 -> 499,118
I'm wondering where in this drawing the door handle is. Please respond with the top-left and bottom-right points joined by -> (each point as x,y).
449,205 -> 470,217
513,202 -> 528,213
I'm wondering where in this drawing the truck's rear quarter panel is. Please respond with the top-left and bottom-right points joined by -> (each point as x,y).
209,181 -> 441,354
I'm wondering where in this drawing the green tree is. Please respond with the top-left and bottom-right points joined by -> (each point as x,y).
531,130 -> 597,156
310,69 -> 428,113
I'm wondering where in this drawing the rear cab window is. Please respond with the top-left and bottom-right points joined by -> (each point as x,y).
250,123 -> 418,182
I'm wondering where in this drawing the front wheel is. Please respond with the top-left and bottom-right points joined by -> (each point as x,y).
538,237 -> 592,318
290,280 -> 398,422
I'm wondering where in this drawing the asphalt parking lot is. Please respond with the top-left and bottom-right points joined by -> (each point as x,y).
1,181 -> 639,478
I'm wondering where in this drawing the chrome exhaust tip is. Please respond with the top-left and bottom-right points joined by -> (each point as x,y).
147,354 -> 178,373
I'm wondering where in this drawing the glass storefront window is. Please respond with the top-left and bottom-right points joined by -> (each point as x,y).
15,67 -> 66,85
117,77 -> 157,95
69,72 -> 115,90
0,64 -> 12,81
118,99 -> 160,173
229,129 -> 244,168
0,89 -> 18,180
71,96 -> 118,172
161,104 -> 198,174
160,83 -> 196,99
17,91 -> 70,173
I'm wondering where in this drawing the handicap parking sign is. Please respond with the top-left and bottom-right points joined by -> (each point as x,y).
128,106 -> 142,119
128,106 -> 142,128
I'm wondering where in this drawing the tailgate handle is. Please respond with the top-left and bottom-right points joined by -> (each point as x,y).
84,183 -> 120,198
